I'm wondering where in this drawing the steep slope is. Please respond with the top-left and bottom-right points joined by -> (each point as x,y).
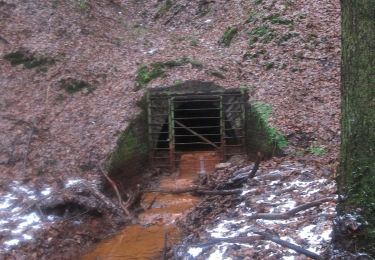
0,0 -> 340,258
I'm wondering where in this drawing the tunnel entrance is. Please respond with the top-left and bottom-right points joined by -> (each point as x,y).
148,81 -> 247,170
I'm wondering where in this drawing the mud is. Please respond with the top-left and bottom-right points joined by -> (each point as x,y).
82,151 -> 220,259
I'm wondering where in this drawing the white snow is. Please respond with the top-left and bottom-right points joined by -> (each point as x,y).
4,239 -> 20,247
188,247 -> 203,257
41,187 -> 52,196
65,179 -> 83,188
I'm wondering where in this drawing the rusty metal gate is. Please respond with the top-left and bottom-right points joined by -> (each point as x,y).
147,89 -> 247,170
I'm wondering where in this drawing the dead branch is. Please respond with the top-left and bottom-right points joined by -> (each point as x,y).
99,165 -> 131,217
248,197 -> 336,220
253,230 -> 324,260
248,152 -> 262,179
144,187 -> 243,196
192,232 -> 323,260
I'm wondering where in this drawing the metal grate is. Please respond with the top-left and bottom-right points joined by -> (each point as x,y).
148,90 -> 247,170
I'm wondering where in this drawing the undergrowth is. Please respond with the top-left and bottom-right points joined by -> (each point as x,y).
59,78 -> 95,94
219,26 -> 238,47
4,50 -> 55,70
135,57 -> 203,87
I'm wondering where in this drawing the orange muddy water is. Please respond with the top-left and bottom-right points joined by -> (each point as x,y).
82,151 -> 220,260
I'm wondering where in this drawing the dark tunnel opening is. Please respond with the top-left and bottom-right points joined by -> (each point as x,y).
156,98 -> 237,152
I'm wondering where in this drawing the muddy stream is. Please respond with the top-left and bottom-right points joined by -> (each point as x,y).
82,151 -> 220,259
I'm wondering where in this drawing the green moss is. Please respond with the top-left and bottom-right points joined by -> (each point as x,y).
248,26 -> 274,46
245,12 -> 257,23
220,26 -> 238,47
208,69 -> 225,79
246,102 -> 288,157
154,0 -> 173,19
59,78 -> 95,94
264,62 -> 274,70
4,50 -> 55,70
135,58 -> 203,87
264,13 -> 293,25
109,112 -> 149,179
307,144 -> 327,156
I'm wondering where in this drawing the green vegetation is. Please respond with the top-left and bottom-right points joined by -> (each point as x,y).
307,144 -> 327,156
109,111 -> 149,181
255,0 -> 263,4
219,26 -> 238,47
264,13 -> 293,25
190,38 -> 199,47
4,50 -> 55,70
249,26 -> 274,45
154,0 -> 173,19
59,78 -> 95,94
135,57 -> 203,87
246,102 -> 288,157
77,0 -> 88,12
264,62 -> 274,70
246,12 -> 257,23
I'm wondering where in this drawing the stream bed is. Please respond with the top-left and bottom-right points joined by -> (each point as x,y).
82,151 -> 220,259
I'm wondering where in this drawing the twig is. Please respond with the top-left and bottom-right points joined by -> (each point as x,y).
248,197 -> 336,220
99,165 -> 130,217
23,120 -> 37,170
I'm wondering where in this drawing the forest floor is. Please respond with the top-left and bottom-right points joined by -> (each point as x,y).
0,0 -> 340,259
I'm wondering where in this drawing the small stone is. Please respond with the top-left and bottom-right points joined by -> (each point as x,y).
215,162 -> 231,169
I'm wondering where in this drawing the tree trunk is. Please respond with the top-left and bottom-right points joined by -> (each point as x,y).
336,0 -> 375,255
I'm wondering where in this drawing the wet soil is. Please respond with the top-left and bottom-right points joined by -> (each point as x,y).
82,151 -> 220,259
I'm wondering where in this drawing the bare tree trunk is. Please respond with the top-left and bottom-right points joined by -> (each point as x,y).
336,0 -> 375,255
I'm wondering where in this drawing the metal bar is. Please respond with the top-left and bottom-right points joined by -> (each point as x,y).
174,142 -> 221,145
175,120 -> 220,149
169,97 -> 176,171
220,95 -> 225,160
174,125 -> 220,129
173,99 -> 220,103
147,92 -> 154,166
174,108 -> 220,111
175,133 -> 221,137
175,117 -> 221,120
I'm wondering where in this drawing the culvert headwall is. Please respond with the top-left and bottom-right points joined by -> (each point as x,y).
147,81 -> 248,170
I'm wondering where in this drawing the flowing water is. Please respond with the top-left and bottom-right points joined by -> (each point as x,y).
82,151 -> 220,260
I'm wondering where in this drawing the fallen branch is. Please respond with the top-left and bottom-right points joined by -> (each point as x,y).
191,232 -> 323,260
144,187 -> 243,196
254,231 -> 324,260
248,197 -> 336,220
248,152 -> 262,179
99,165 -> 131,217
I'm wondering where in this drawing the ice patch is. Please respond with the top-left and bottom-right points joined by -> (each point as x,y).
208,244 -> 229,260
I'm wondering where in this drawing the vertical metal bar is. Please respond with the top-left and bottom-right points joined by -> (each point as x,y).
220,95 -> 225,161
147,92 -> 154,166
169,97 -> 176,171
240,91 -> 247,154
